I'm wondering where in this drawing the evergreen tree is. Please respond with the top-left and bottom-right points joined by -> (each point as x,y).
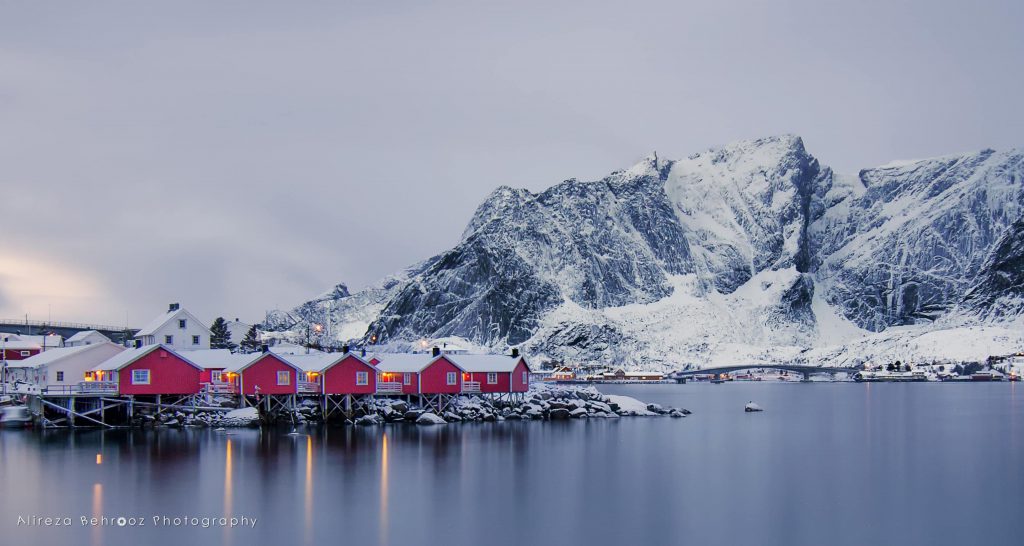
239,325 -> 261,354
210,317 -> 237,351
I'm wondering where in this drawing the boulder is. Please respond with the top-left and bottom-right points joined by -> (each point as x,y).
569,408 -> 588,418
355,414 -> 383,426
403,410 -> 424,422
744,402 -> 764,412
416,412 -> 447,425
549,408 -> 571,420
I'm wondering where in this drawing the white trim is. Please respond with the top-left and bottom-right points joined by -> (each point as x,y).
131,369 -> 151,385
276,370 -> 290,385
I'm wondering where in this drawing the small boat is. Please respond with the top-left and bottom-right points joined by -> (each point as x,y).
744,402 -> 763,412
0,405 -> 33,428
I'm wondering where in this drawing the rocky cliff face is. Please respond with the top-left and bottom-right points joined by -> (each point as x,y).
267,136 -> 1024,367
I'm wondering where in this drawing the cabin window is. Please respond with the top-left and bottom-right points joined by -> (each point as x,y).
356,371 -> 368,386
522,371 -> 528,384
211,371 -> 223,382
487,372 -> 498,384
165,335 -> 174,344
178,319 -> 187,329
20,350 -> 30,356
446,371 -> 457,385
132,369 -> 151,385
56,371 -> 64,382
403,373 -> 411,385
192,335 -> 200,345
276,371 -> 290,385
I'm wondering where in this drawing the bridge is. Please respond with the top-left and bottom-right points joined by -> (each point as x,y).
0,318 -> 137,345
670,364 -> 861,382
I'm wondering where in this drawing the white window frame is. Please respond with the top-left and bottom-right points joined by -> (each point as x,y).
276,370 -> 290,385
446,371 -> 457,385
211,371 -> 223,383
487,372 -> 498,384
178,319 -> 187,329
132,369 -> 151,385
192,335 -> 200,345
164,335 -> 173,344
522,371 -> 528,384
356,371 -> 368,386
20,350 -> 30,357
403,373 -> 411,385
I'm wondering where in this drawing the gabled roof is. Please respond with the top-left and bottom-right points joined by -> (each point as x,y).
1,339 -> 42,350
6,342 -> 124,369
92,344 -> 203,371
223,352 -> 299,374
278,352 -> 344,373
135,307 -> 210,337
449,354 -> 529,373
66,330 -> 111,344
180,349 -> 250,370
373,353 -> 464,373
320,352 -> 376,373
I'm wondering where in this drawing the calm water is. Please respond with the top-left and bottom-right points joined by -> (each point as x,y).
1,383 -> 1022,546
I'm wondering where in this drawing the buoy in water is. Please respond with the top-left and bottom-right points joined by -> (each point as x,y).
744,402 -> 763,412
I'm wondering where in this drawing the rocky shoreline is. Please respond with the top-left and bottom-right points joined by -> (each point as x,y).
132,385 -> 690,428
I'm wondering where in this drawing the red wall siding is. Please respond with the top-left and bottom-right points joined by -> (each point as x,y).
240,354 -> 297,395
469,371 -> 512,393
199,368 -> 226,383
512,359 -> 529,392
1,348 -> 41,360
323,355 -> 376,395
118,349 -> 201,395
420,357 -> 462,394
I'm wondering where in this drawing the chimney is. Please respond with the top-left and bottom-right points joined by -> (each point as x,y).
360,348 -> 366,357
342,344 -> 350,354
511,348 -> 520,358
169,303 -> 180,312
431,346 -> 440,357
261,344 -> 269,353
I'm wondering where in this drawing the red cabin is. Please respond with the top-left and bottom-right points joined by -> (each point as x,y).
374,353 -> 465,394
321,353 -> 378,395
225,352 -> 300,396
92,345 -> 202,395
451,354 -> 531,394
0,339 -> 42,360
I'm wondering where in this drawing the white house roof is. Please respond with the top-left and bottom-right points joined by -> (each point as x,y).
1,339 -> 42,351
269,343 -> 322,356
6,343 -> 123,369
179,349 -> 249,370
373,353 -> 457,373
92,345 -> 202,372
135,307 -> 210,337
223,352 -> 304,374
66,330 -> 111,344
449,354 -> 527,373
278,352 -> 344,373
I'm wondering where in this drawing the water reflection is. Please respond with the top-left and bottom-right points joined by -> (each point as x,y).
223,438 -> 233,546
380,433 -> 389,546
304,435 -> 313,546
91,482 -> 103,546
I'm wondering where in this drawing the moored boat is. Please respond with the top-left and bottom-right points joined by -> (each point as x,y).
0,405 -> 33,428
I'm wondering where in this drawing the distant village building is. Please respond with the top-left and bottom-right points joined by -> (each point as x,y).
133,303 -> 211,350
1,334 -> 43,360
6,342 -> 125,390
226,318 -> 251,347
65,330 -> 112,347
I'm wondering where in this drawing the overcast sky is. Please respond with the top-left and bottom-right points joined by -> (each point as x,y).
1,1 -> 1022,327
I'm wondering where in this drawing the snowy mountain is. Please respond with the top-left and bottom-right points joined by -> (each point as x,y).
267,136 -> 1024,368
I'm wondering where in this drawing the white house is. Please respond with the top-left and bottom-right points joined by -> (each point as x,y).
5,342 -> 125,391
65,330 -> 112,347
226,318 -> 251,346
134,303 -> 211,350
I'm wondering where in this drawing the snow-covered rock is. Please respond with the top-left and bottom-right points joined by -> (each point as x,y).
415,412 -> 446,425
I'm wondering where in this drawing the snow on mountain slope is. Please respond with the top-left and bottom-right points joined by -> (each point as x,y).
269,136 -> 1024,369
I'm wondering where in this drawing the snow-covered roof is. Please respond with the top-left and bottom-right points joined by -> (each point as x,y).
135,307 -> 210,337
1,339 -> 42,350
449,354 -> 527,373
92,345 -> 202,371
279,352 -> 344,373
66,330 -> 110,344
374,353 -> 451,373
179,349 -> 250,370
270,343 -> 322,356
6,342 -> 123,369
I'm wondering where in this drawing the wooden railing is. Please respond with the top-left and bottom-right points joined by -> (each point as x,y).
376,382 -> 403,394
40,381 -> 119,395
297,381 -> 321,394
202,382 -> 237,394
462,381 -> 481,393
